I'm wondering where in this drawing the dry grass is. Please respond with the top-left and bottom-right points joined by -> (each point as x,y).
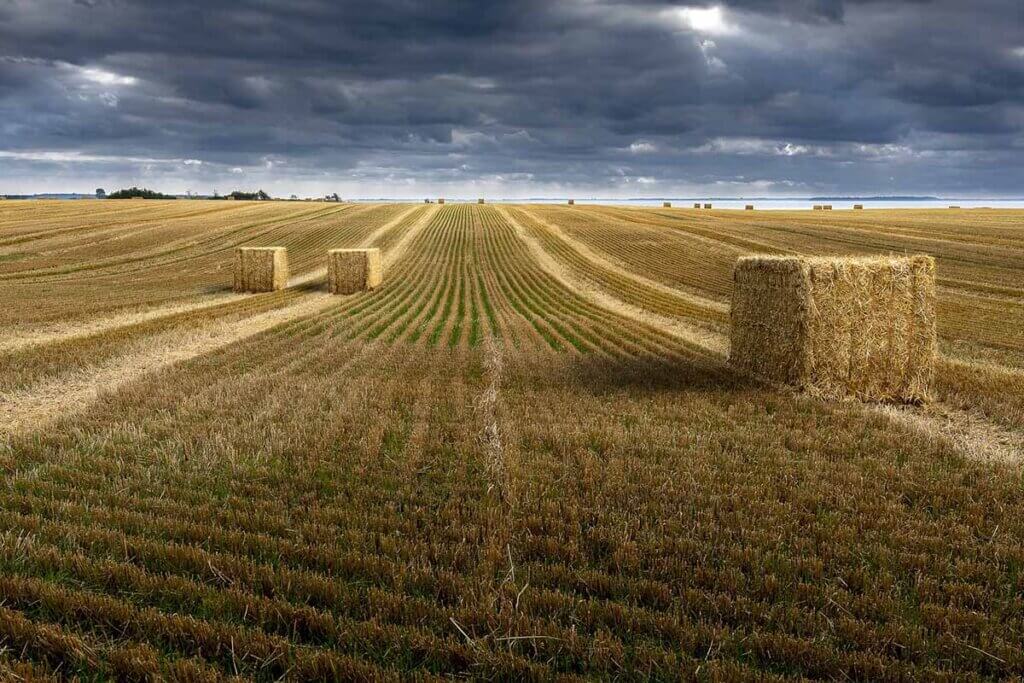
729,255 -> 936,403
0,200 -> 1022,679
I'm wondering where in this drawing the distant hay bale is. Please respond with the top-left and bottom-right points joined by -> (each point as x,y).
823,205 -> 833,210
745,205 -> 754,210
693,203 -> 701,209
813,205 -> 822,210
568,199 -> 575,205
663,202 -> 672,208
438,198 -> 445,205
949,205 -> 961,209
478,198 -> 485,204
854,204 -> 864,210
328,248 -> 383,295
704,203 -> 712,209
729,255 -> 936,403
233,247 -> 288,293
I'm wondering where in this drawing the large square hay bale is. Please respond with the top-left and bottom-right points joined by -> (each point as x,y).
568,199 -> 575,205
745,204 -> 754,210
693,203 -> 701,209
949,205 -> 960,209
729,255 -> 936,403
703,203 -> 712,209
233,247 -> 288,292
663,201 -> 672,208
813,205 -> 822,210
853,204 -> 864,210
478,198 -> 485,204
328,248 -> 383,294
438,198 -> 445,205
823,204 -> 833,210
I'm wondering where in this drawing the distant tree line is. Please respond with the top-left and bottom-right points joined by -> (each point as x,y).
107,187 -> 177,200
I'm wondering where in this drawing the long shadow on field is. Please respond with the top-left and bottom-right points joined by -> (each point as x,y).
553,353 -> 757,397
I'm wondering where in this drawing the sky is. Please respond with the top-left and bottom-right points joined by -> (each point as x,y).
1,0 -> 1022,198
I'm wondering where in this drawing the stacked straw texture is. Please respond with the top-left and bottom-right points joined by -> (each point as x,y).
233,247 -> 288,293
328,248 -> 383,295
729,255 -> 936,403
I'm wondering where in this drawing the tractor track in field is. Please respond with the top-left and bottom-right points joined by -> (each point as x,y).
0,293 -> 337,437
496,206 -> 729,357
513,207 -> 728,314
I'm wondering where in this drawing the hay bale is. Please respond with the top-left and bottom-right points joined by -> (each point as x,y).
949,205 -> 960,209
328,248 -> 383,295
693,203 -> 701,209
812,205 -> 822,210
745,205 -> 754,210
663,201 -> 672,208
233,247 -> 288,293
823,205 -> 833,210
853,204 -> 864,210
438,198 -> 445,205
704,203 -> 712,209
568,199 -> 575,205
729,255 -> 936,403
478,198 -> 485,204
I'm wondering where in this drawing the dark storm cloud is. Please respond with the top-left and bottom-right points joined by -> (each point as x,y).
0,0 -> 1022,195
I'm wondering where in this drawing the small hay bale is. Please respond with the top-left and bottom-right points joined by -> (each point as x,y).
949,205 -> 961,209
328,248 -> 383,295
568,199 -> 575,205
729,255 -> 936,403
438,198 -> 445,205
813,205 -> 822,210
823,205 -> 833,210
663,201 -> 672,208
234,247 -> 288,293
478,198 -> 485,204
704,203 -> 712,209
853,204 -> 864,210
745,205 -> 754,210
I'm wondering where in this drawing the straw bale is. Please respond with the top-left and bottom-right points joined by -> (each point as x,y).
745,205 -> 754,210
328,248 -> 383,295
704,203 -> 712,209
949,205 -> 960,209
853,204 -> 864,210
729,255 -> 936,403
568,199 -> 575,205
663,202 -> 672,208
478,198 -> 485,204
813,205 -> 822,210
823,205 -> 833,210
438,198 -> 445,204
693,203 -> 701,209
233,247 -> 288,293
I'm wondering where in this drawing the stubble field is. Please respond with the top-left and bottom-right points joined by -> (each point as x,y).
0,199 -> 1022,680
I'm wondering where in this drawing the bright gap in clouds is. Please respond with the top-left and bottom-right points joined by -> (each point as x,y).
664,5 -> 737,36
77,67 -> 137,86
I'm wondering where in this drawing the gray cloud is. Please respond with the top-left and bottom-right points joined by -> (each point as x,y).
0,0 -> 1022,196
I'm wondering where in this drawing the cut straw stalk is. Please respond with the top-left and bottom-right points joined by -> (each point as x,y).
233,247 -> 288,292
328,248 -> 383,294
729,255 -> 936,403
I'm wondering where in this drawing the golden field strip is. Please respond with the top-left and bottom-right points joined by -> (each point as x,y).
0,199 -> 1022,680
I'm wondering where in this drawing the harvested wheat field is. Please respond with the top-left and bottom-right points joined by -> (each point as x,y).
1,199 -> 1023,679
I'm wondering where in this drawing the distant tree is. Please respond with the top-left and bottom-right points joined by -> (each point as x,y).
226,189 -> 271,201
290,194 -> 298,201
95,188 -> 106,199
107,187 -> 176,199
